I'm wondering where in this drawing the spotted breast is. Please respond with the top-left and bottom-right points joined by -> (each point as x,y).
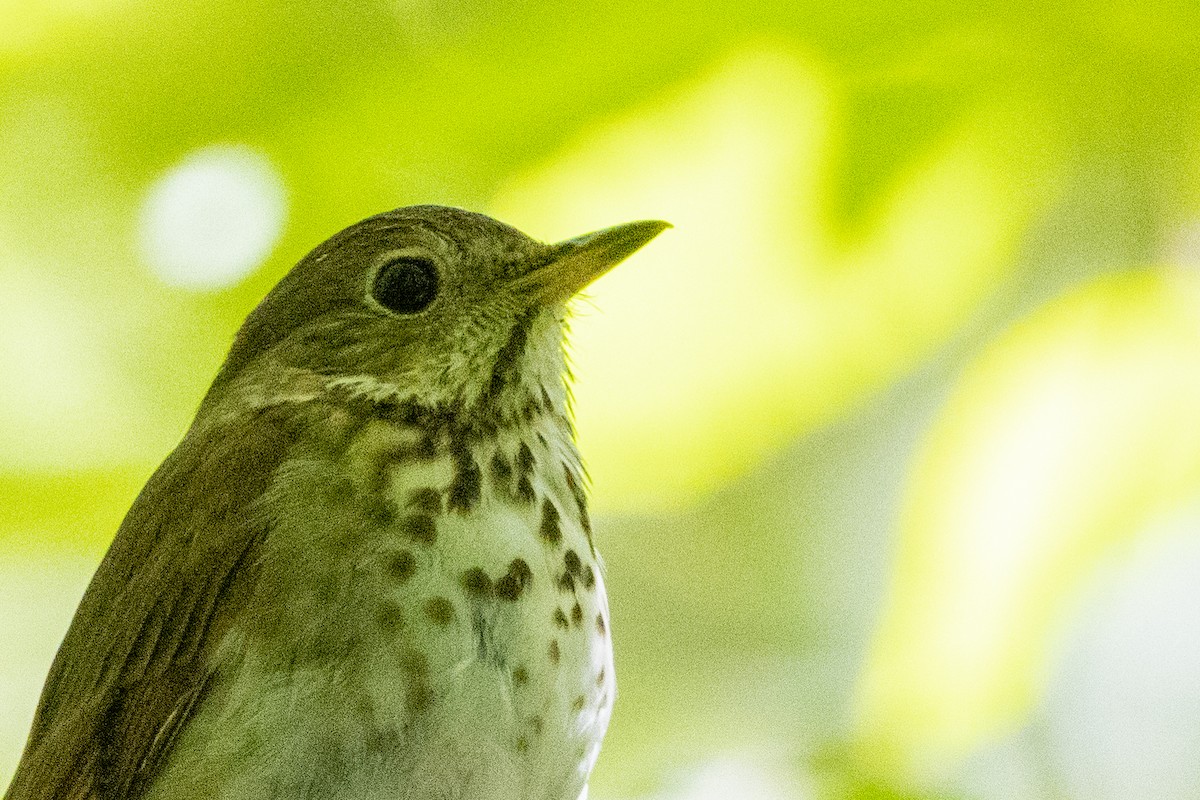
138,385 -> 612,800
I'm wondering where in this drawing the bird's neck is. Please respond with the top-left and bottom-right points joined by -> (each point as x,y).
200,310 -> 575,439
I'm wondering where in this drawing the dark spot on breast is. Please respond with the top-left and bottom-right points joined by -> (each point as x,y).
540,386 -> 554,413
487,314 -> 533,401
516,735 -> 529,753
367,498 -> 396,526
424,597 -> 456,626
571,695 -> 587,713
596,667 -> 606,686
548,639 -> 560,664
580,510 -> 594,554
447,445 -> 482,513
407,487 -> 442,514
512,666 -> 529,686
582,565 -> 596,590
563,465 -> 586,511
517,442 -> 535,475
365,442 -> 404,496
516,475 -> 536,504
531,715 -> 544,734
495,558 -> 533,601
557,572 -> 576,593
539,499 -> 562,545
415,434 -> 439,459
460,567 -> 493,598
563,550 -> 582,575
571,602 -> 583,626
490,451 -> 513,484
596,614 -> 607,636
563,465 -> 596,553
385,550 -> 417,583
553,608 -> 570,629
400,514 -> 437,544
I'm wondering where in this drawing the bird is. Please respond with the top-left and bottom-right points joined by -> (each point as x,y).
4,205 -> 669,800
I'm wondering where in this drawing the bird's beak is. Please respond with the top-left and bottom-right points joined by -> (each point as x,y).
515,219 -> 671,303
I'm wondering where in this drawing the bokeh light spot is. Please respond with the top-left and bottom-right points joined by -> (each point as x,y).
138,144 -> 287,290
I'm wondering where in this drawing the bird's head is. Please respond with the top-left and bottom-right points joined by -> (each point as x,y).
205,205 -> 668,421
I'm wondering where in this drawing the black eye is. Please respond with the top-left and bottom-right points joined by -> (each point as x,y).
371,256 -> 439,314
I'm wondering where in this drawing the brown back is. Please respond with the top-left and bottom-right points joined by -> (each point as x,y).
4,406 -> 296,800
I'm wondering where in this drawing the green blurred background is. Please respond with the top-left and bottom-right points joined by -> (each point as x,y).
5,2 -> 1200,797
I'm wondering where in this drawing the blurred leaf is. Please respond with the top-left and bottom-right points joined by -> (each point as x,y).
495,44 -> 1062,511
853,266 -> 1200,783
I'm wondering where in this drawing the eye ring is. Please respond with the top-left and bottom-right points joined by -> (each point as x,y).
370,255 -> 440,315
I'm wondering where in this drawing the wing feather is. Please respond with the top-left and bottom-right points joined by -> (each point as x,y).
4,405 -> 298,800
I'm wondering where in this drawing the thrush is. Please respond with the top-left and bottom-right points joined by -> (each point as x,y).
4,205 -> 668,800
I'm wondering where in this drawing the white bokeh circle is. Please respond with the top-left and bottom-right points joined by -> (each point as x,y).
138,144 -> 287,290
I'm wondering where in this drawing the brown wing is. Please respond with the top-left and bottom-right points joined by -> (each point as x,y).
4,405 -> 298,800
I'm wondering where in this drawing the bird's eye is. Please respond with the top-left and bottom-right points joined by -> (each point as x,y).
371,256 -> 440,314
